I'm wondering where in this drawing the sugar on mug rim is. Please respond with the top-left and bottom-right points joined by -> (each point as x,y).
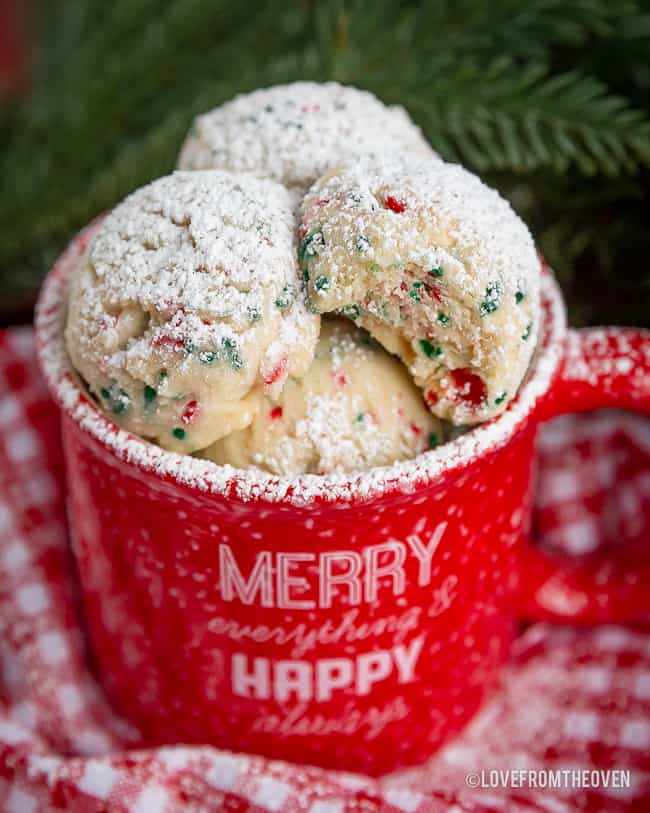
34,219 -> 567,507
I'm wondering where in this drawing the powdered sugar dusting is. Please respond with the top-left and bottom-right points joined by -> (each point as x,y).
177,82 -> 436,192
64,172 -> 319,453
201,318 -> 440,475
36,223 -> 566,505
299,156 -> 541,424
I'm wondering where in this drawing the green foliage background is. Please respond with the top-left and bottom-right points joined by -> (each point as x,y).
1,0 -> 649,325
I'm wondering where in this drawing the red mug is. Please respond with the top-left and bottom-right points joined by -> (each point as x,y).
35,222 -> 650,776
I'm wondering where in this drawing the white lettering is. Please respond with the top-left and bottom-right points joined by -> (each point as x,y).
319,551 -> 363,608
393,635 -> 425,683
356,651 -> 392,695
363,542 -> 406,602
276,552 -> 316,610
315,658 -> 354,701
219,546 -> 273,606
406,522 -> 447,586
274,661 -> 311,702
232,654 -> 270,698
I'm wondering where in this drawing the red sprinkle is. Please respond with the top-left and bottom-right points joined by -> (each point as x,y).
451,368 -> 487,406
425,283 -> 443,302
264,357 -> 288,387
424,389 -> 439,406
316,198 -> 331,207
335,373 -> 348,387
299,223 -> 309,240
384,196 -> 407,213
270,406 -> 283,420
181,400 -> 199,425
152,334 -> 185,352
410,422 -> 422,436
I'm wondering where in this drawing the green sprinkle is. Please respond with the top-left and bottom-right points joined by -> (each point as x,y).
495,391 -> 507,405
172,427 -> 186,440
183,339 -> 195,355
522,321 -> 532,341
112,390 -> 130,416
410,288 -> 422,302
274,284 -> 294,310
247,306 -> 261,322
356,234 -> 371,253
419,339 -> 442,359
298,231 -> 323,264
198,350 -> 217,365
144,385 -> 157,404
341,304 -> 360,319
369,263 -> 381,273
158,369 -> 168,382
437,313 -> 449,325
515,291 -> 525,304
480,281 -> 502,317
428,432 -> 439,449
315,275 -> 329,291
412,281 -> 424,288
101,384 -> 130,415
428,267 -> 444,278
356,412 -> 365,423
222,338 -> 243,370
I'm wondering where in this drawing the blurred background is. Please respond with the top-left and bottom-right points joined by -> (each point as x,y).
1,0 -> 649,328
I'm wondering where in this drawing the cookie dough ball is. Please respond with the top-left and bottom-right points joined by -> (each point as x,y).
177,82 -> 436,199
65,171 -> 319,453
202,318 -> 443,476
299,157 -> 541,424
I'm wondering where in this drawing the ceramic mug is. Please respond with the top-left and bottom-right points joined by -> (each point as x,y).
35,222 -> 650,775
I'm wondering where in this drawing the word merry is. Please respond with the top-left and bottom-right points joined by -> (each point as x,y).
231,635 -> 425,702
219,522 -> 448,610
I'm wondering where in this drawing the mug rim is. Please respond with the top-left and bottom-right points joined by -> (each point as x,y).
35,220 -> 567,506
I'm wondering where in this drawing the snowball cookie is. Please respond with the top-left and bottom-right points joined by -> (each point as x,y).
176,82 -> 435,198
299,157 -> 541,424
65,170 -> 319,453
201,318 -> 444,476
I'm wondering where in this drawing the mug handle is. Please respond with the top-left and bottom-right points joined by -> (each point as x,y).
518,326 -> 650,624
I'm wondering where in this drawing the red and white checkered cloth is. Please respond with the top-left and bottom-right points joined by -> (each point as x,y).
0,325 -> 649,813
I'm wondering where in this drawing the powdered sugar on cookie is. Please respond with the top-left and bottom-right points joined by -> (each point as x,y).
177,82 -> 437,193
300,156 -> 541,423
65,171 -> 319,453
202,318 -> 442,475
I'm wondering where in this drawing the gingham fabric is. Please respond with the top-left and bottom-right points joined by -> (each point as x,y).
0,325 -> 649,813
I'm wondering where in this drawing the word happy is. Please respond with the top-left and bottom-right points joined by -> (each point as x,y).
218,521 -> 448,610
232,635 -> 425,702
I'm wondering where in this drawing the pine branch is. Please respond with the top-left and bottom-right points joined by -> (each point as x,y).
1,0 -> 649,329
408,59 -> 650,175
